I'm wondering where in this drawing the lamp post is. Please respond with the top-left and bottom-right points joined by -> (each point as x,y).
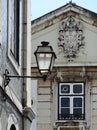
3,41 -> 56,87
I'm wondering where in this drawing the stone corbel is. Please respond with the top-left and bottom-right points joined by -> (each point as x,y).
23,107 -> 35,122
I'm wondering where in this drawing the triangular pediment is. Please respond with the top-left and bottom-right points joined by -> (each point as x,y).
31,2 -> 97,34
31,2 -> 97,67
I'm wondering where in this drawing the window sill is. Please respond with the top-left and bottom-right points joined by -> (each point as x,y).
55,120 -> 87,124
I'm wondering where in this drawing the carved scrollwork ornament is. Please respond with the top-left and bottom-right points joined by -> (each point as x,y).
58,16 -> 85,62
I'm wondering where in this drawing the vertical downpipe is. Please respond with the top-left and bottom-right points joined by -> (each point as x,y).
22,0 -> 32,129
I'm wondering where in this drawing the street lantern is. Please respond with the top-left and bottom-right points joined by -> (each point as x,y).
34,41 -> 57,81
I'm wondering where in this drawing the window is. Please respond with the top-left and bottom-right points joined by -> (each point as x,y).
58,83 -> 85,120
10,124 -> 16,130
9,0 -> 19,62
8,0 -> 21,73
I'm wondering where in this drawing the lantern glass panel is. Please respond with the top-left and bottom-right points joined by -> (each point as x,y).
37,53 -> 52,73
50,54 -> 55,71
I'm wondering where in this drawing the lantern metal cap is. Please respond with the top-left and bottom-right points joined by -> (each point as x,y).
41,41 -> 49,46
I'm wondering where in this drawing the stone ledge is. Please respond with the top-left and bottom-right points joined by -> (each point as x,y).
23,107 -> 35,122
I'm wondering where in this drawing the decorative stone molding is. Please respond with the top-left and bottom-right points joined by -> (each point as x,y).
58,16 -> 85,61
7,113 -> 19,130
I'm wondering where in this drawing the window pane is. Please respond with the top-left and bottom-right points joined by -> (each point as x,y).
73,108 -> 82,114
61,98 -> 70,107
61,85 -> 70,94
73,85 -> 82,93
61,108 -> 70,114
73,98 -> 82,107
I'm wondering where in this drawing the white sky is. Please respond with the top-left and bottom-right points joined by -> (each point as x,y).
31,0 -> 97,20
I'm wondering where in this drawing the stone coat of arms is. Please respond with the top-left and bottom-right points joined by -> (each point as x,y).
58,17 -> 85,61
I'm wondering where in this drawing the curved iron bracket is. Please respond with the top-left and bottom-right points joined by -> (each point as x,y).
4,69 -> 10,88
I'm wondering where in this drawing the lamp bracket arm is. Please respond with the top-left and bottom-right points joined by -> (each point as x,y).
3,69 -> 47,88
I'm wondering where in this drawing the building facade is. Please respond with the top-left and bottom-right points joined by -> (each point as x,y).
31,2 -> 97,130
0,0 -> 34,130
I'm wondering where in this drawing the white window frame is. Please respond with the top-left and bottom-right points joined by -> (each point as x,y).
7,0 -> 22,74
58,82 -> 85,120
59,96 -> 84,114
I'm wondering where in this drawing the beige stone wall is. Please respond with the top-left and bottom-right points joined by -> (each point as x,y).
32,67 -> 97,130
37,80 -> 53,130
91,81 -> 97,130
